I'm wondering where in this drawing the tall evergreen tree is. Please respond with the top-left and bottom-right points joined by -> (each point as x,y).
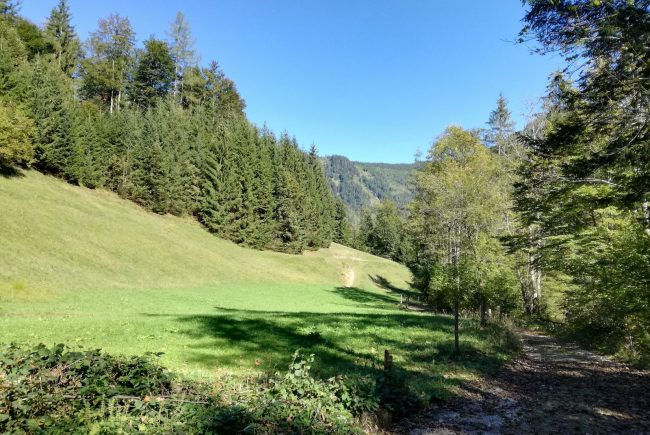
29,56 -> 73,176
130,38 -> 175,109
44,0 -> 80,77
69,103 -> 108,187
520,0 -> 650,223
203,61 -> 245,115
0,18 -> 28,96
485,93 -> 516,157
332,198 -> 352,245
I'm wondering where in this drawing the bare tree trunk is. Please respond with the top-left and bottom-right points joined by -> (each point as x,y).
110,59 -> 115,115
532,266 -> 542,313
480,293 -> 486,326
454,249 -> 460,353
454,299 -> 460,353
641,197 -> 650,236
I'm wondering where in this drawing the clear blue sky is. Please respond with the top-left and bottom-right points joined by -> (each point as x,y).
23,0 -> 562,163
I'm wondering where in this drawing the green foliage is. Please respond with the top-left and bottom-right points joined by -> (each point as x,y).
68,102 -> 108,187
357,200 -> 411,263
29,56 -> 74,176
80,13 -> 135,112
130,38 -> 175,108
556,215 -> 650,363
14,18 -> 54,59
0,344 -> 426,434
44,0 -> 80,77
513,0 -> 650,362
0,0 -> 20,19
247,351 -> 370,433
408,126 -> 516,349
0,101 -> 33,166
333,197 -> 353,245
0,19 -> 27,95
324,155 -> 417,223
0,343 -> 172,433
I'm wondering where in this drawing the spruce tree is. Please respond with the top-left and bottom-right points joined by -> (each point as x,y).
30,56 -> 74,177
249,126 -> 278,249
270,135 -> 307,253
70,103 -> 107,187
486,93 -> 515,157
0,18 -> 28,95
332,198 -> 352,245
44,0 -> 80,77
130,38 -> 175,109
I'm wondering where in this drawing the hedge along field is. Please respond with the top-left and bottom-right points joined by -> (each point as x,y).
0,171 -> 517,395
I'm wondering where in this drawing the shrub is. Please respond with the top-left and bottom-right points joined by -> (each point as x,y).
0,344 -> 425,433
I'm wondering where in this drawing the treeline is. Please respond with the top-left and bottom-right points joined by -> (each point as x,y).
0,0 -> 349,253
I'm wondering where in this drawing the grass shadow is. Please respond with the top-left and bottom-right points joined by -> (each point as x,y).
369,274 -> 419,297
144,307 -> 516,402
330,286 -> 398,307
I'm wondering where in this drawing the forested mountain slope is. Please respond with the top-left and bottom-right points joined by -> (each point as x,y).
323,155 -> 417,221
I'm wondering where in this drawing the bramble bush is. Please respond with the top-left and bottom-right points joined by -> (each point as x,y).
0,344 -> 422,433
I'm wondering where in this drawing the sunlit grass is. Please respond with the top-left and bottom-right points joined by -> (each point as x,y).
0,171 -> 517,398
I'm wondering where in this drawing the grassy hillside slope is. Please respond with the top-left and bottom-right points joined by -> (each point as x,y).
0,171 -> 514,387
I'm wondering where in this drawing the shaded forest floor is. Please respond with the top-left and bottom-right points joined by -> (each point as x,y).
395,330 -> 650,434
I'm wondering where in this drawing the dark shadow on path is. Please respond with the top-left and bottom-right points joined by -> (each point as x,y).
395,331 -> 650,434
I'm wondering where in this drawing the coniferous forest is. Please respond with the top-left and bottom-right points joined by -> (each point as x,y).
0,0 -> 348,254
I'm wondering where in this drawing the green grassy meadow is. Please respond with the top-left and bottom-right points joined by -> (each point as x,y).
0,171 -> 516,395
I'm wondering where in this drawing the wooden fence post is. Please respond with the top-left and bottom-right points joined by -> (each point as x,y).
384,349 -> 393,371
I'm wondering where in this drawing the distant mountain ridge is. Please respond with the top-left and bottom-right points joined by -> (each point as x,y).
322,155 -> 418,222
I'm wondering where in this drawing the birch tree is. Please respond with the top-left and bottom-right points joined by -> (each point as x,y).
410,126 -> 509,352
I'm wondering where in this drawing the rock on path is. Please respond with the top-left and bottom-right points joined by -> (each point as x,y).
394,331 -> 650,434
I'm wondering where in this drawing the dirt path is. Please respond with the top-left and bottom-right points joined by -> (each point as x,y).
395,331 -> 650,434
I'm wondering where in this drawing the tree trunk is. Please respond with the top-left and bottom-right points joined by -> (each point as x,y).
110,59 -> 115,115
643,196 -> 649,236
530,252 -> 542,314
453,299 -> 460,354
480,294 -> 486,326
